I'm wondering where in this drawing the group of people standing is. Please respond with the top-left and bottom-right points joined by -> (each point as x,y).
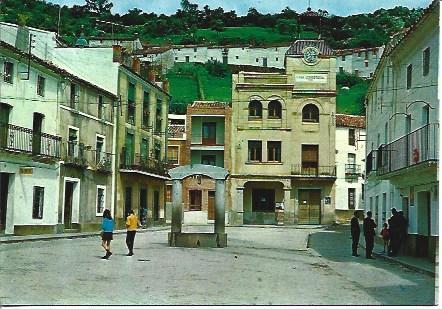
351,208 -> 407,259
100,209 -> 140,260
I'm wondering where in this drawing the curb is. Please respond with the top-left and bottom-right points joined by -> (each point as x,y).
0,226 -> 170,244
360,244 -> 436,277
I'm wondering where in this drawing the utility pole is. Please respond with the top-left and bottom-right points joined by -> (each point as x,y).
57,5 -> 62,37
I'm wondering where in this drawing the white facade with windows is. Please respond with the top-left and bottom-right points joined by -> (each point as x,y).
365,0 -> 438,260
334,115 -> 366,221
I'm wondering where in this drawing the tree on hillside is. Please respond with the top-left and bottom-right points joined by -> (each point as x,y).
85,0 -> 113,15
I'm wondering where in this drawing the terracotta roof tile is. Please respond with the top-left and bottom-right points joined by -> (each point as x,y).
336,114 -> 366,128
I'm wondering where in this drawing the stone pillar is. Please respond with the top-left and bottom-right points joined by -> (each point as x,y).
284,187 -> 295,224
215,179 -> 225,234
171,179 -> 182,233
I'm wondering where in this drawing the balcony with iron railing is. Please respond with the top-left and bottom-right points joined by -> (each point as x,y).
377,123 -> 439,176
291,164 -> 336,178
190,134 -> 225,147
120,147 -> 167,176
345,164 -> 361,178
0,122 -> 61,159
63,142 -> 113,172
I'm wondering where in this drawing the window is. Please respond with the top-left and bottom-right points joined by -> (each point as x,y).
354,69 -> 359,76
357,52 -> 362,57
302,145 -> 318,172
141,138 -> 149,160
155,100 -> 163,133
189,190 -> 202,211
364,51 -> 368,60
194,48 -> 197,52
256,58 -> 259,62
276,57 -> 279,61
302,104 -> 319,123
68,127 -> 79,157
127,82 -> 136,125
32,186 -> 44,219
422,106 -> 430,125
236,56 -> 239,59
248,141 -> 262,162
201,155 -> 216,166
361,184 -> 365,200
339,67 -> 344,74
365,61 -> 369,68
143,91 -> 150,128
3,61 -> 13,84
95,135 -> 105,164
175,57 -> 178,61
248,100 -> 262,118
348,188 -> 356,209
97,95 -> 104,119
96,186 -> 105,215
348,128 -> 355,146
37,75 -> 45,96
70,83 -> 78,108
202,122 -> 216,145
267,141 -> 281,162
423,47 -> 430,76
341,55 -> 346,61
384,122 -> 388,144
125,187 -> 132,217
168,146 -> 179,165
406,64 -> 412,89
372,50 -> 377,56
154,141 -> 161,160
268,100 -> 282,118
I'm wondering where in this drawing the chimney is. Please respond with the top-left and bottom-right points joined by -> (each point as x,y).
112,45 -> 122,63
132,57 -> 141,74
148,69 -> 156,83
162,79 -> 170,93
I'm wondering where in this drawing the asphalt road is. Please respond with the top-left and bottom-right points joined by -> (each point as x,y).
0,225 -> 436,305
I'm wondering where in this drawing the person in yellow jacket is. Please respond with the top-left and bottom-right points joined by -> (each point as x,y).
125,209 -> 139,256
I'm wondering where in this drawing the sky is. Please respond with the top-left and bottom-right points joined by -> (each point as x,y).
49,0 -> 432,16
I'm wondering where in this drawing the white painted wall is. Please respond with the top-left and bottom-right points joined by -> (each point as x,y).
335,126 -> 365,211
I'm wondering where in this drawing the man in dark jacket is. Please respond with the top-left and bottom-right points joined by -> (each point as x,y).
363,211 -> 377,259
388,208 -> 400,256
350,211 -> 361,257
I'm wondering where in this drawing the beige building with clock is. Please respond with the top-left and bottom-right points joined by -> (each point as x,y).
228,39 -> 337,225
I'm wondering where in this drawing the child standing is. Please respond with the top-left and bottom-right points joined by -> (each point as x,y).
101,209 -> 115,259
380,222 -> 390,253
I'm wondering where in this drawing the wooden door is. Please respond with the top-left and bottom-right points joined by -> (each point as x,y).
32,113 -> 44,155
0,104 -> 11,149
298,189 -> 321,224
153,190 -> 160,221
208,191 -> 215,220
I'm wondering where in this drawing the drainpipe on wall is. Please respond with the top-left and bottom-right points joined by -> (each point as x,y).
110,95 -> 119,217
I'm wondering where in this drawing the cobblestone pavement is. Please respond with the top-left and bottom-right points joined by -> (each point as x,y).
0,225 -> 436,305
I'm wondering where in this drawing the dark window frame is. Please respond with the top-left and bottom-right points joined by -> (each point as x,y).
302,104 -> 319,123
348,188 -> 356,209
348,128 -> 355,146
189,190 -> 202,211
423,47 -> 430,76
248,140 -> 262,162
267,141 -> 281,162
248,100 -> 263,118
32,186 -> 44,219
37,75 -> 45,97
268,100 -> 282,119
3,61 -> 13,84
406,64 -> 412,90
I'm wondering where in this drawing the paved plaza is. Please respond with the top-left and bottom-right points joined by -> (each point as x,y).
0,225 -> 436,305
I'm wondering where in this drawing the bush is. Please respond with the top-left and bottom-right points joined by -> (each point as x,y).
205,60 -> 229,77
336,72 -> 366,88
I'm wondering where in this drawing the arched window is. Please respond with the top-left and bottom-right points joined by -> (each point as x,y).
249,100 -> 262,118
302,104 -> 319,123
268,100 -> 282,118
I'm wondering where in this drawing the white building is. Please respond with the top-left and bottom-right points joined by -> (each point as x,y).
334,114 -> 366,221
89,37 -> 143,51
335,46 -> 385,78
365,0 -> 438,260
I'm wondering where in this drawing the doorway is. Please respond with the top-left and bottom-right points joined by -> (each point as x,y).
298,189 -> 321,224
0,173 -> 10,231
32,113 -> 44,155
153,190 -> 160,221
140,188 -> 147,225
125,187 -> 132,217
64,182 -> 74,229
208,190 -> 215,220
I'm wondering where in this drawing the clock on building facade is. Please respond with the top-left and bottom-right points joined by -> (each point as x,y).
303,46 -> 319,65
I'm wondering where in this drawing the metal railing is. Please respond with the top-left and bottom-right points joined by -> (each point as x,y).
291,164 -> 336,177
345,164 -> 361,175
120,148 -> 167,176
65,142 -> 87,166
377,123 -> 439,176
366,150 -> 378,174
190,134 -> 224,146
0,122 -> 61,158
95,151 -> 113,172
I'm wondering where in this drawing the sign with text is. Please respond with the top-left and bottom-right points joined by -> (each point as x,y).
295,74 -> 328,84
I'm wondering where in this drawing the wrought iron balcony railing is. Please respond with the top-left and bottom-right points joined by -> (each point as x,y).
120,148 -> 167,176
345,164 -> 361,176
291,164 -> 336,177
65,142 -> 87,167
0,122 -> 61,158
95,151 -> 113,173
377,123 -> 439,176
